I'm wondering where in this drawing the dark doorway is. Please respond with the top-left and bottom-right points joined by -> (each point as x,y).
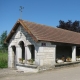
28,45 -> 35,60
19,41 -> 25,59
12,46 -> 16,67
76,47 -> 80,56
56,45 -> 72,61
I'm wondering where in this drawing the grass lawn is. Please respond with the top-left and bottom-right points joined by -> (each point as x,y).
0,52 -> 8,68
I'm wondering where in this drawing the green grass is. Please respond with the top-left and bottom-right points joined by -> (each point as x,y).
0,52 -> 8,68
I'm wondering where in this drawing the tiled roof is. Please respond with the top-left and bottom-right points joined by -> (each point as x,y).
5,19 -> 80,45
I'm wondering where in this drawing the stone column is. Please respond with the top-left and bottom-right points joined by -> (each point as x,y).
25,46 -> 27,63
35,46 -> 40,66
53,45 -> 56,65
72,46 -> 76,62
16,46 -> 22,63
8,47 -> 13,68
27,46 -> 31,60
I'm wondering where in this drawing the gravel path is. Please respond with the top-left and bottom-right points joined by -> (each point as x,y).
0,66 -> 80,80
0,68 -> 32,80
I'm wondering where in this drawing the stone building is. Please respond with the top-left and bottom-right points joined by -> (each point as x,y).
5,19 -> 80,72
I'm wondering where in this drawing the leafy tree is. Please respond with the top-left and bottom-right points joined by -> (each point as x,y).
0,31 -> 8,50
57,20 -> 80,32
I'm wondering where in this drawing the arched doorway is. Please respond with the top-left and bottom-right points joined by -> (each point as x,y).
12,46 -> 16,67
19,41 -> 25,60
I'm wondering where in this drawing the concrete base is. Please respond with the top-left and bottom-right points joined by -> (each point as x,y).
15,61 -> 80,73
55,61 -> 80,68
16,63 -> 38,73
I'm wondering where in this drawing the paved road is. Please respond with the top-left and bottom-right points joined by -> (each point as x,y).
0,66 -> 80,80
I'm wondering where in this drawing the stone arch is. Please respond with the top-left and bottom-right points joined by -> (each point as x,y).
9,42 -> 16,48
17,39 -> 27,47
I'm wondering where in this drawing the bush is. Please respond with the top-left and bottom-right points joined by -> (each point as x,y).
0,53 -> 8,68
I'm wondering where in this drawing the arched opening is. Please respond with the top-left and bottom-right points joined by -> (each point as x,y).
12,46 -> 16,67
28,45 -> 35,60
19,41 -> 25,60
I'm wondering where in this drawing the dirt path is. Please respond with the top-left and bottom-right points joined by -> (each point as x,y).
0,68 -> 32,80
0,66 -> 80,80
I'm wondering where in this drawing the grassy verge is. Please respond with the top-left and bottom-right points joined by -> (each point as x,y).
0,52 -> 8,68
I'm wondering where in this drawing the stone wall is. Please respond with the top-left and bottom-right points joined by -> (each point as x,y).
37,42 -> 56,66
8,25 -> 38,67
8,25 -> 56,68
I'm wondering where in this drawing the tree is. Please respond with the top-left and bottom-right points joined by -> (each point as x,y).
0,31 -> 8,50
57,20 -> 80,32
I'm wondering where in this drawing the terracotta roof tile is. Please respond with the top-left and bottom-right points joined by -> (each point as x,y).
21,20 -> 80,45
5,19 -> 80,45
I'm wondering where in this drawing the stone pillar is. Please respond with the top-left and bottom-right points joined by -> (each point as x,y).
25,46 -> 27,63
72,46 -> 76,62
16,46 -> 22,63
27,46 -> 31,60
34,47 -> 37,65
35,46 -> 40,66
53,45 -> 56,65
8,47 -> 13,68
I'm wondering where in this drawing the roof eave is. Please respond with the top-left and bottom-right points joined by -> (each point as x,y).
19,19 -> 38,42
5,19 -> 38,43
5,20 -> 20,43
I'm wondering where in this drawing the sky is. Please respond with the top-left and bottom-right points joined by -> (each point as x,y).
0,0 -> 80,35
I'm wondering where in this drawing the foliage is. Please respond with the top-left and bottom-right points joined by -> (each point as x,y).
19,58 -> 25,64
27,59 -> 34,64
57,20 -> 80,32
66,57 -> 71,62
0,52 -> 8,68
0,31 -> 8,52
0,31 -> 8,68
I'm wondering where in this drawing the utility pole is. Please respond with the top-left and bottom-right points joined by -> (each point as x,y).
19,6 -> 24,19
